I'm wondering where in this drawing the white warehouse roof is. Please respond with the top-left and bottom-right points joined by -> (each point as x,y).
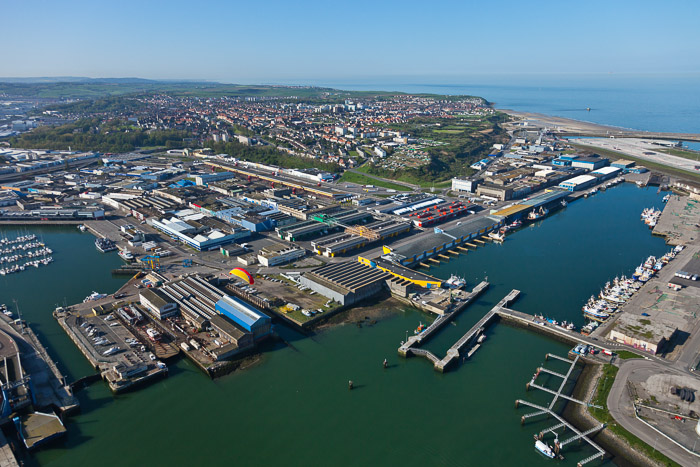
561,175 -> 596,186
592,166 -> 622,175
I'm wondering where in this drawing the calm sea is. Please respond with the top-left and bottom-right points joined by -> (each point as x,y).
275,73 -> 700,134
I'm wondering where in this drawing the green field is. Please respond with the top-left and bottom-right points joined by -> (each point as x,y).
338,171 -> 411,191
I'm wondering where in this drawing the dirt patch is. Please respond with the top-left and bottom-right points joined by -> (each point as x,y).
314,293 -> 404,331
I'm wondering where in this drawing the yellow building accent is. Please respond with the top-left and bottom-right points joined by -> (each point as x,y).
357,257 -> 442,288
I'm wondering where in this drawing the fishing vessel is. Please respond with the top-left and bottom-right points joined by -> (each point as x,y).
414,322 -> 427,334
83,291 -> 107,303
444,275 -> 466,289
488,231 -> 505,242
583,307 -> 610,322
580,321 -> 599,336
118,248 -> 134,262
146,328 -> 162,341
95,237 -> 117,253
527,207 -> 548,221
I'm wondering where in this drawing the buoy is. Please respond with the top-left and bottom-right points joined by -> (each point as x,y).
383,359 -> 388,369
348,380 -> 354,390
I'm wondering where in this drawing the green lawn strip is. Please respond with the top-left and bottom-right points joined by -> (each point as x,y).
616,350 -> 645,360
338,171 -> 411,191
589,364 -> 681,466
657,147 -> 700,160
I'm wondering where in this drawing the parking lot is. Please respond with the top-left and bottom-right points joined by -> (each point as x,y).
251,274 -> 338,323
70,308 -> 154,369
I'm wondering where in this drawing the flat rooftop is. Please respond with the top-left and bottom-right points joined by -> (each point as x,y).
374,257 -> 442,284
19,412 -> 66,450
304,261 -> 389,294
393,215 -> 501,259
519,190 -> 569,207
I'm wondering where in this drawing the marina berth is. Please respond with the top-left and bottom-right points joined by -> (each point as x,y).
0,234 -> 54,276
580,246 -> 684,330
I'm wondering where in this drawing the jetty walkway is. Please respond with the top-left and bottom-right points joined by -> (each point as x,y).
398,281 -> 489,357
400,288 -> 616,373
516,352 -> 607,466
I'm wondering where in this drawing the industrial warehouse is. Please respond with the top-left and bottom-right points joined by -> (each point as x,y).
491,190 -> 570,221
138,275 -> 271,361
299,261 -> 390,306
384,215 -> 504,267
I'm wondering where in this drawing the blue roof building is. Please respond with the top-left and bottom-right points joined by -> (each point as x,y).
215,295 -> 271,340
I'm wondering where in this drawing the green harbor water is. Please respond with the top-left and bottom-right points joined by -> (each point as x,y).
0,184 -> 669,466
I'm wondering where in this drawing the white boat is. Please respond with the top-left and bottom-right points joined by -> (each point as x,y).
444,274 -> 466,289
118,249 -> 134,262
146,328 -> 161,341
83,291 -> 107,302
488,231 -> 505,242
102,346 -> 120,356
535,440 -> 556,458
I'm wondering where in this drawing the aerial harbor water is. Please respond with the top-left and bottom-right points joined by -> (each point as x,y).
0,183 -> 669,466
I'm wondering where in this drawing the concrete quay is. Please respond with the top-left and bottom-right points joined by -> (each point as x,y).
652,193 -> 700,246
398,281 -> 489,358
0,314 -> 78,414
0,430 -> 18,467
401,288 -> 618,374
54,308 -> 167,394
435,289 -> 521,371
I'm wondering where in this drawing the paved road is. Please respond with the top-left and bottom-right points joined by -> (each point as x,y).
607,360 -> 700,466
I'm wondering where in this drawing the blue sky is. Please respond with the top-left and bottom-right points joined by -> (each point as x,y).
3,0 -> 699,82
